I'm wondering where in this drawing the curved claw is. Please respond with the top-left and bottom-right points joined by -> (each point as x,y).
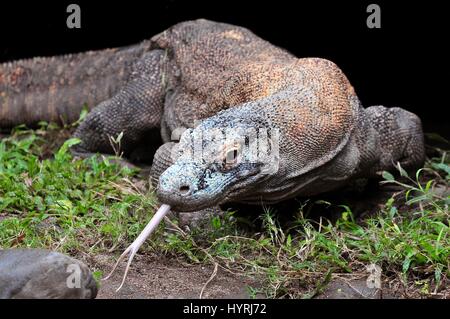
103,204 -> 171,292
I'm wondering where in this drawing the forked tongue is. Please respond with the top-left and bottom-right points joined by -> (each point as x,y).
103,204 -> 171,291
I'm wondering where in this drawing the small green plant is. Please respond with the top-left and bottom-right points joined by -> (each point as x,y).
109,131 -> 124,158
0,128 -> 159,255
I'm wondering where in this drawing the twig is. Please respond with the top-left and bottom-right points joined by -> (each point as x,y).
199,262 -> 218,299
54,235 -> 68,251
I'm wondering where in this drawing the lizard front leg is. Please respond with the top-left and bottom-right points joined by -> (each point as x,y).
72,49 -> 166,157
364,105 -> 425,175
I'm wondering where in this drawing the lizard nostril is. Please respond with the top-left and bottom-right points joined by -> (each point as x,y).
179,185 -> 191,195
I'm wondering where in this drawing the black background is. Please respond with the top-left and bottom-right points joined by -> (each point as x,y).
0,299 -> 441,317
0,1 -> 448,308
0,0 -> 448,137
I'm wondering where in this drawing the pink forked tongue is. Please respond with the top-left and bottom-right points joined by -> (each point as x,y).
103,204 -> 171,292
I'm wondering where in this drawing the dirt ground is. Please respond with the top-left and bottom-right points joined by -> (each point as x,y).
85,253 -> 260,299
82,253 -> 426,299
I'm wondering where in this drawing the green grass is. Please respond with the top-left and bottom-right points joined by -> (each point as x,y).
0,124 -> 448,298
0,125 -> 158,252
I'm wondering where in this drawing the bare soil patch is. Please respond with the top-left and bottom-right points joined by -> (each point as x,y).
86,253 -> 260,299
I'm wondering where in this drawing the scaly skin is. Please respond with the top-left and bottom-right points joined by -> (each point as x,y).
0,41 -> 152,129
0,19 -> 425,224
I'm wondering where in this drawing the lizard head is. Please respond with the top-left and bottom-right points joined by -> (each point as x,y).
156,115 -> 279,211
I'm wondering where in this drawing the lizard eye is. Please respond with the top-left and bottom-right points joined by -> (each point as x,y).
222,147 -> 240,169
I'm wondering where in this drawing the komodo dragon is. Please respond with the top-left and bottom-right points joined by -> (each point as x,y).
1,19 -> 425,223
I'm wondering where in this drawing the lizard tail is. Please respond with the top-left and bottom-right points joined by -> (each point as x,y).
0,41 -> 152,129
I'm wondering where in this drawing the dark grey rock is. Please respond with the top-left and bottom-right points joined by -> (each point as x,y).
0,249 -> 97,299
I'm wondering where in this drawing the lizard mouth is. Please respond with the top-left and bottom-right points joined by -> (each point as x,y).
157,191 -> 221,212
156,165 -> 265,212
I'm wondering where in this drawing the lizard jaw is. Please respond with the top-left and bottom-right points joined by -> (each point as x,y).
156,163 -> 266,212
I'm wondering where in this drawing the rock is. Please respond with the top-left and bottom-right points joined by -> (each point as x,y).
0,248 -> 97,299
317,278 -> 381,299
